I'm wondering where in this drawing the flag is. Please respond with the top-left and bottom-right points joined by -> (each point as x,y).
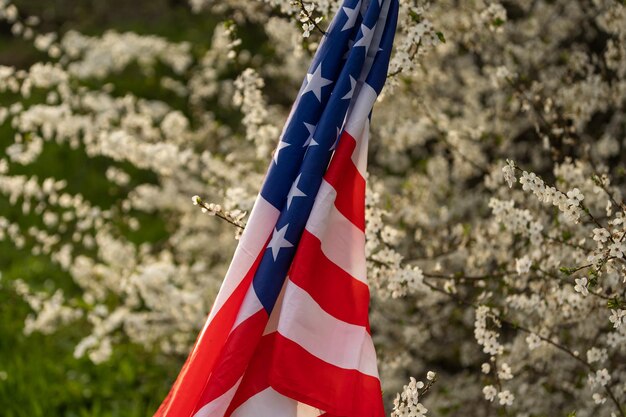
154,0 -> 398,415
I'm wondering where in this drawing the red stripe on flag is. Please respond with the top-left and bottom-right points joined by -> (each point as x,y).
193,308 -> 268,412
290,230 -> 371,330
270,333 -> 385,417
223,334 -> 275,417
324,131 -> 366,231
154,248 -> 266,417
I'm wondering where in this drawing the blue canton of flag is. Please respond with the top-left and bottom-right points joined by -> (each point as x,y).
255,0 -> 397,312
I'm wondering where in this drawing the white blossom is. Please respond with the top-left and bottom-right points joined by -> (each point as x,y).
483,385 -> 497,402
498,363 -> 513,380
588,369 -> 611,387
515,256 -> 532,275
497,390 -> 514,406
573,277 -> 589,296
502,159 -> 516,188
481,363 -> 491,374
586,348 -> 608,364
525,333 -> 543,350
609,309 -> 625,329
592,393 -> 607,405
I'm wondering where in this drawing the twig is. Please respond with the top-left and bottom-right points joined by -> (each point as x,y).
294,0 -> 327,36
192,195 -> 246,230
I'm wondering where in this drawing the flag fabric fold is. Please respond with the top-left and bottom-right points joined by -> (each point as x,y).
154,1 -> 399,415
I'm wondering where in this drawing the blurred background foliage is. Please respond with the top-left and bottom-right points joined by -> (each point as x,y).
0,1 -> 233,415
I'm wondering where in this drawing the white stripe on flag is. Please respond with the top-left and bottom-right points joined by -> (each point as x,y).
231,388 -> 296,417
277,280 -> 379,377
230,387 -> 325,417
344,82 -> 377,141
232,288 -> 265,330
305,180 -> 367,284
207,195 -> 279,323
192,377 -> 242,417
297,401 -> 325,417
351,117 -> 370,179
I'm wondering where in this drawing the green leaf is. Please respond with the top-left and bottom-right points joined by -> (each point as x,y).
408,10 -> 422,22
607,297 -> 625,309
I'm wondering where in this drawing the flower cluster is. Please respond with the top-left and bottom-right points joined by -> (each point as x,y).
474,305 -> 503,356
391,373 -> 436,417
296,1 -> 324,38
518,169 -> 585,223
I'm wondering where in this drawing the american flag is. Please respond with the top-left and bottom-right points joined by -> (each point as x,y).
154,0 -> 398,415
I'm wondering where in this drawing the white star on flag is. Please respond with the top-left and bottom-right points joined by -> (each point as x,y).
302,122 -> 318,147
287,174 -> 307,209
354,23 -> 375,48
342,75 -> 357,100
267,224 -> 294,260
302,63 -> 333,102
273,140 -> 290,164
341,0 -> 361,31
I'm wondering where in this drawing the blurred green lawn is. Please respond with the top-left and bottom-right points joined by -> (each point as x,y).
0,1 -> 228,415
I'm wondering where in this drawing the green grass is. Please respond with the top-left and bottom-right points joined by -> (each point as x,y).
0,241 -> 182,416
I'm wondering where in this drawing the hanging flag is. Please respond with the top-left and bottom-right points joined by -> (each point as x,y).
154,0 -> 398,415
